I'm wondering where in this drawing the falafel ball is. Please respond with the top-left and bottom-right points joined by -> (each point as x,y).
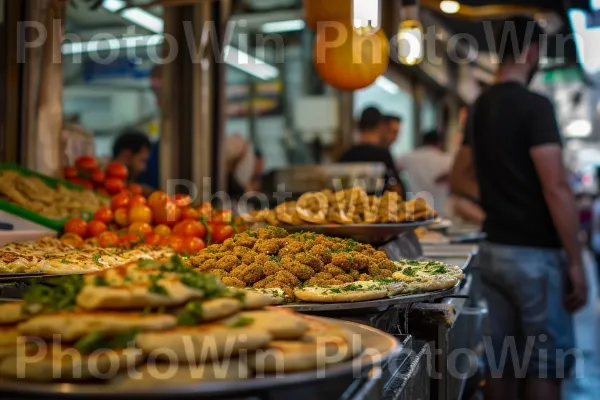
230,264 -> 263,284
195,259 -> 218,272
233,233 -> 257,249
272,270 -> 301,287
371,251 -> 388,262
241,250 -> 258,265
262,261 -> 283,276
215,255 -> 241,272
309,244 -> 332,264
221,276 -> 246,288
264,281 -> 294,299
253,238 -> 282,255
282,261 -> 315,280
314,272 -> 334,281
257,226 -> 288,240
324,264 -> 345,276
278,242 -> 305,257
211,269 -> 229,279
294,252 -> 324,272
335,273 -> 354,283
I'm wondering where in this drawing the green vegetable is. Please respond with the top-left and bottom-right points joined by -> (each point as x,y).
228,316 -> 254,328
93,276 -> 110,287
148,274 -> 168,296
74,328 -> 139,354
92,253 -> 102,264
61,259 -> 71,264
432,265 -> 447,274
22,275 -> 84,314
74,331 -> 105,354
177,300 -> 204,326
402,267 -> 416,276
269,255 -> 281,263
180,273 -> 224,299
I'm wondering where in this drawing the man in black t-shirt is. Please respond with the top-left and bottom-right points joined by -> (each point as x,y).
454,18 -> 587,400
339,107 -> 405,196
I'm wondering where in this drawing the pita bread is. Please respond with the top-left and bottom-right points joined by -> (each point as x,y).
294,281 -> 387,303
238,290 -> 279,309
0,346 -> 143,381
136,324 -> 272,363
197,298 -> 241,322
76,280 -> 205,310
115,359 -> 250,388
233,310 -> 309,340
0,302 -> 26,325
18,312 -> 176,342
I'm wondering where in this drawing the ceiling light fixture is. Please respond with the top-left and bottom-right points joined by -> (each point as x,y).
375,76 -> 400,94
61,34 -> 163,55
353,0 -> 381,31
565,119 -> 592,138
224,45 -> 279,80
261,19 -> 306,33
103,0 -> 164,33
440,1 -> 461,14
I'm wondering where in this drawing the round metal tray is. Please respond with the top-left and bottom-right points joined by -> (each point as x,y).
282,283 -> 461,314
0,318 -> 401,399
281,221 -> 434,242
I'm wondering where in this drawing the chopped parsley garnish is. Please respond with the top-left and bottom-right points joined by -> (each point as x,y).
148,274 -> 168,296
92,253 -> 102,264
61,259 -> 71,264
177,300 -> 204,326
22,275 -> 84,314
93,276 -> 110,286
402,267 -> 416,276
74,328 -> 139,354
228,316 -> 254,328
376,278 -> 398,284
269,255 -> 281,263
432,265 -> 447,274
180,273 -> 224,298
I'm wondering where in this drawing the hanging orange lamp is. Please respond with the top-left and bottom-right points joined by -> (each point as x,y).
303,0 -> 353,31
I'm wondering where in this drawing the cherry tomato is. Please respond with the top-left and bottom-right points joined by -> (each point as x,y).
87,220 -> 107,237
93,207 -> 113,224
105,178 -> 125,195
90,169 -> 105,185
64,166 -> 78,180
144,233 -> 161,246
173,219 -> 205,237
167,234 -> 185,253
181,237 -> 206,255
97,231 -> 119,248
181,207 -> 199,220
119,234 -> 142,248
129,183 -> 143,195
148,191 -> 168,209
197,202 -> 213,219
154,224 -> 172,237
110,192 -> 130,211
96,187 -> 109,196
114,207 -> 129,227
129,222 -> 153,238
153,201 -> 181,226
129,194 -> 147,207
210,210 -> 232,224
64,218 -> 87,237
105,162 -> 129,180
81,181 -> 94,191
159,236 -> 171,247
196,221 -> 207,238
211,224 -> 234,244
172,194 -> 192,208
75,155 -> 98,171
129,205 -> 153,224
60,232 -> 84,247
234,223 -> 248,233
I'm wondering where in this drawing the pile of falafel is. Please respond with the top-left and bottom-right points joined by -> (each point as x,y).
189,226 -> 399,299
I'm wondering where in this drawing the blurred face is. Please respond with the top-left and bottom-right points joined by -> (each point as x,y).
128,147 -> 151,177
384,120 -> 400,147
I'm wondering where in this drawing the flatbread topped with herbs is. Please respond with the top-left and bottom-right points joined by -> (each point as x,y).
294,281 -> 388,303
392,260 -> 463,293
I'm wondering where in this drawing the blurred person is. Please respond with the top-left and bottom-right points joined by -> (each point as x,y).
382,114 -> 402,149
225,134 -> 256,199
339,107 -> 406,196
458,17 -> 587,400
112,129 -> 152,181
246,149 -> 264,193
397,130 -> 452,213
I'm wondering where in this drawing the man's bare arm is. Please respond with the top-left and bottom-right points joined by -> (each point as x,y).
531,144 -> 587,311
449,145 -> 479,199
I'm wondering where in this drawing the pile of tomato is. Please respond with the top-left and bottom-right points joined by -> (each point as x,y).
60,190 -> 246,255
63,156 -> 141,195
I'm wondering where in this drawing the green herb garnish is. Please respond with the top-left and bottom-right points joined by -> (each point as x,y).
229,316 -> 254,328
148,274 -> 168,296
92,253 -> 102,264
22,275 -> 84,314
402,267 -> 416,276
177,300 -> 204,326
93,276 -> 110,287
74,328 -> 139,354
269,255 -> 281,263
61,259 -> 71,264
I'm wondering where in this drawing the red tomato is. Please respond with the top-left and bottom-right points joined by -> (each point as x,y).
129,194 -> 147,207
154,224 -> 172,237
119,234 -> 142,248
129,205 -> 153,224
181,237 -> 206,255
235,223 -> 248,233
210,210 -> 232,224
80,181 -> 94,190
87,220 -> 107,237
110,192 -> 130,211
172,194 -> 192,208
90,169 -> 105,185
143,233 -> 161,246
129,183 -> 143,195
114,207 -> 129,227
197,202 -> 213,219
96,187 -> 109,196
75,155 -> 98,171
64,166 -> 79,180
159,236 -> 171,247
105,178 -> 125,195
167,235 -> 185,253
153,201 -> 181,226
173,219 -> 205,237
105,162 -> 129,180
93,207 -> 113,224
148,191 -> 168,209
60,233 -> 84,247
64,218 -> 87,237
129,222 -> 153,238
211,224 -> 234,244
181,207 -> 199,220
97,231 -> 119,248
